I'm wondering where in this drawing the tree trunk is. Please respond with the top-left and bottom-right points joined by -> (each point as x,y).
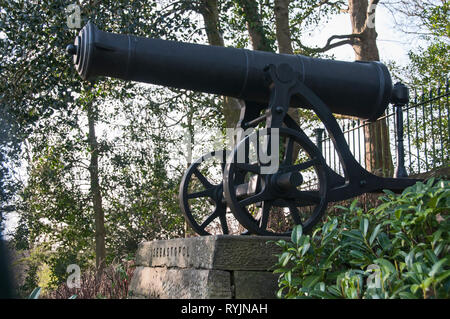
348,0 -> 394,177
274,0 -> 293,55
200,0 -> 242,130
273,0 -> 301,132
87,100 -> 106,275
201,0 -> 224,47
348,0 -> 379,61
236,0 -> 272,52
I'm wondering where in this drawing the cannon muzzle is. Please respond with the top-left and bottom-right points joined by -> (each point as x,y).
67,22 -> 394,121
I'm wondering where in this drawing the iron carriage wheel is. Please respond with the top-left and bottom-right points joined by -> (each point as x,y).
223,127 -> 329,236
179,150 -> 245,236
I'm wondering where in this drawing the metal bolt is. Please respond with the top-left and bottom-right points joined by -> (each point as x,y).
66,44 -> 77,56
275,106 -> 284,114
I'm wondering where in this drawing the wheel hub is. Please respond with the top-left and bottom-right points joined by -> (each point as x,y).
269,171 -> 303,194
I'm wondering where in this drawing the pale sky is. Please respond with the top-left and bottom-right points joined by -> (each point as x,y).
304,4 -> 423,66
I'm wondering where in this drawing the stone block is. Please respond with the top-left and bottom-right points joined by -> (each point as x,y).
233,271 -> 279,299
135,235 -> 287,271
128,266 -> 232,299
130,235 -> 287,299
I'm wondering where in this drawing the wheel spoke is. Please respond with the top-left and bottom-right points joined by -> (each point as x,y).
187,187 -> 215,199
193,167 -> 213,188
284,157 -> 319,173
200,209 -> 220,230
258,201 -> 272,230
282,137 -> 294,166
219,212 -> 229,234
239,190 -> 270,207
287,202 -> 303,226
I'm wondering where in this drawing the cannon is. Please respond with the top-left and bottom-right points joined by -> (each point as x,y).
67,22 -> 420,236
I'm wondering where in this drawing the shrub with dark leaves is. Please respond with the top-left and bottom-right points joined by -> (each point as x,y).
273,179 -> 449,299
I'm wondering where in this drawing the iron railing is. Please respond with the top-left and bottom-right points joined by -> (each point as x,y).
315,80 -> 449,177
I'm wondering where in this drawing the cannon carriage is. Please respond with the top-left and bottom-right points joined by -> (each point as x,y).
67,22 -> 420,236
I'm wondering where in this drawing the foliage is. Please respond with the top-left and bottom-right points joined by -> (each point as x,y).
0,107 -> 22,230
385,0 -> 449,87
14,243 -> 51,298
1,0 -> 215,288
222,0 -> 343,57
43,258 -> 134,299
273,179 -> 450,299
387,0 -> 449,177
26,258 -> 133,299
407,41 -> 449,87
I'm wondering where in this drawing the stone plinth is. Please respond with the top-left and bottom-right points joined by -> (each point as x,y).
128,235 -> 287,299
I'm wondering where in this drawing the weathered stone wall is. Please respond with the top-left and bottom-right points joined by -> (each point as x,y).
128,235 -> 287,299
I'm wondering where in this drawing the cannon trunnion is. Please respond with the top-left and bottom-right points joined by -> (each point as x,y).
67,22 -> 420,236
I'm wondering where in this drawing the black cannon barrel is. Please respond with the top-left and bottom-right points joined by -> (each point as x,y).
67,22 -> 393,121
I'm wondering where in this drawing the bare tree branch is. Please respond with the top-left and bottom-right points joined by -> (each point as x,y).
296,33 -> 363,53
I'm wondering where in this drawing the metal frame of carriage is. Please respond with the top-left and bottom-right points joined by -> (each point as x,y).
179,63 -> 421,236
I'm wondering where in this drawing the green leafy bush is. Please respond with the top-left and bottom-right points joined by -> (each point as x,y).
273,179 -> 449,299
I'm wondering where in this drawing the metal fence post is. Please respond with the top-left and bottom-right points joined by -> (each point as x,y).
392,83 -> 409,178
313,128 -> 325,154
